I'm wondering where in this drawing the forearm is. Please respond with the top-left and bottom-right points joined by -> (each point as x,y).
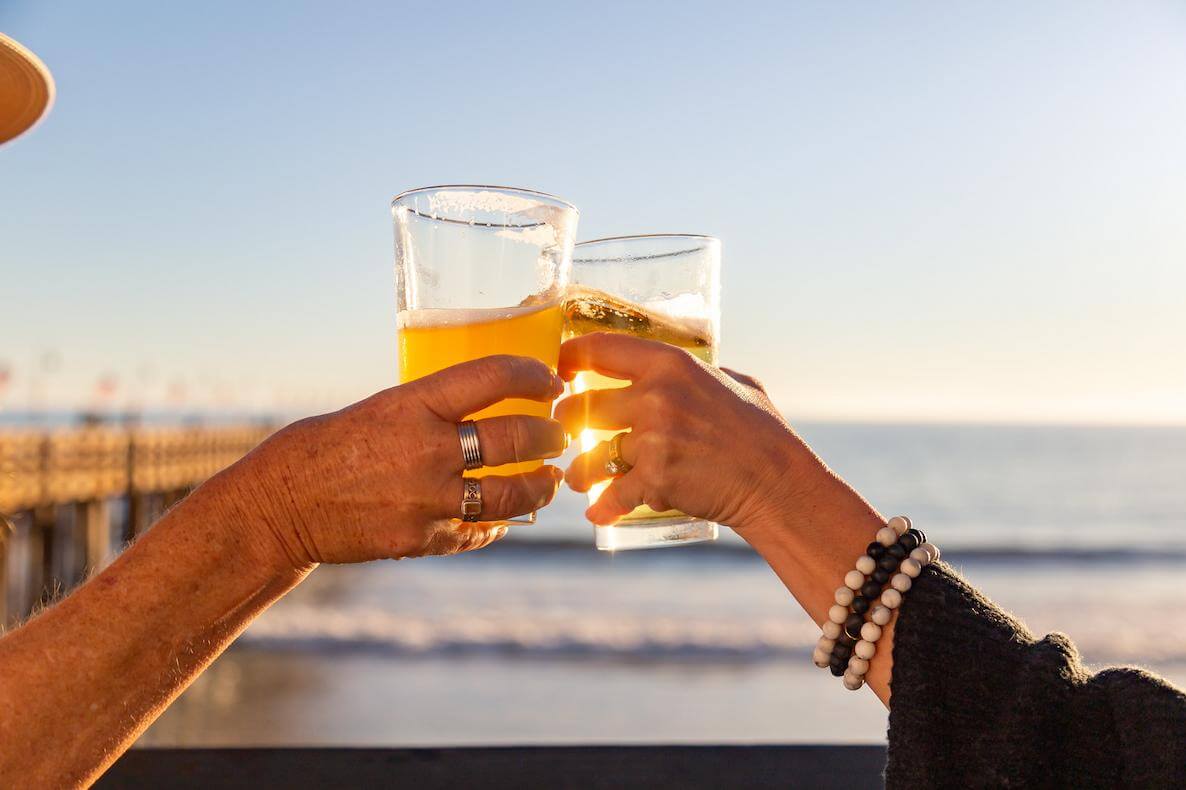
0,473 -> 308,788
740,443 -> 895,705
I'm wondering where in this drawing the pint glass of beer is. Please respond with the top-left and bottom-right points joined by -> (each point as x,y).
563,235 -> 721,550
392,185 -> 578,522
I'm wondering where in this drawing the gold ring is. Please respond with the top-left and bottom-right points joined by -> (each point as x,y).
605,431 -> 633,477
461,478 -> 482,522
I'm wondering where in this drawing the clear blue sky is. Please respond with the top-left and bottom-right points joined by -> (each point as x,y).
3,1 -> 1185,422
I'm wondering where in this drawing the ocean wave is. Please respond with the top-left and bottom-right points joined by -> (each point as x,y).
240,604 -> 1186,665
242,606 -> 820,661
489,538 -> 1186,565
932,546 -> 1186,563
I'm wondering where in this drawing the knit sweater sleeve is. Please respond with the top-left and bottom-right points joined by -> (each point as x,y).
885,562 -> 1186,787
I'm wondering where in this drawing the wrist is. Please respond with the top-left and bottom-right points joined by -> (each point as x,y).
189,457 -> 317,580
737,438 -> 884,573
732,432 -> 830,537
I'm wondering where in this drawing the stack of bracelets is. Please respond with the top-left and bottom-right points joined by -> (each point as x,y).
812,515 -> 940,691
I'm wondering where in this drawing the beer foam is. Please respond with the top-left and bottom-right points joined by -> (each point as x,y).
398,302 -> 557,330
564,284 -> 717,345
427,189 -> 546,219
643,301 -> 716,341
425,190 -> 575,243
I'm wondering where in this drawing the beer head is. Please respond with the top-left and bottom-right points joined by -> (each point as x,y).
562,285 -> 715,362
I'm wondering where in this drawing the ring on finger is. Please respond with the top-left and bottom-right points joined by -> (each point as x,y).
457,420 -> 483,470
605,431 -> 633,477
461,478 -> 482,522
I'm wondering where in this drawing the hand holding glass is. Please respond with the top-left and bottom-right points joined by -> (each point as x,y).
392,185 -> 578,522
562,234 -> 722,550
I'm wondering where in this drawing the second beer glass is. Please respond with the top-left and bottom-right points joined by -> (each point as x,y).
563,235 -> 722,550
392,185 -> 578,522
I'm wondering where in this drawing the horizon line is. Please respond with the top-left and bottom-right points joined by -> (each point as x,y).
2,407 -> 1185,431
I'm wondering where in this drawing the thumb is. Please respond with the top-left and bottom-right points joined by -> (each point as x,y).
410,355 -> 563,420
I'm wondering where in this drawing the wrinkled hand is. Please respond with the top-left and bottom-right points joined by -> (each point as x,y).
556,333 -> 812,532
209,356 -> 567,569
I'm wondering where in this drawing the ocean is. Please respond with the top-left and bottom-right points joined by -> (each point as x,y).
139,422 -> 1186,746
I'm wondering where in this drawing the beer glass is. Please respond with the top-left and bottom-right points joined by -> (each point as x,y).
563,235 -> 721,550
392,185 -> 578,522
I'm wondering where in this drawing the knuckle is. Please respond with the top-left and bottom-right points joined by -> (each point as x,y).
481,355 -> 518,388
642,462 -> 668,490
644,383 -> 685,419
484,419 -> 514,460
496,354 -> 547,387
510,418 -> 535,456
730,369 -> 766,393
661,346 -> 698,374
416,378 -> 453,413
635,432 -> 670,466
545,419 -> 566,451
641,388 -> 668,413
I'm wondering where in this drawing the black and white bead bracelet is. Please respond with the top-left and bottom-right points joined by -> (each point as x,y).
812,516 -> 940,690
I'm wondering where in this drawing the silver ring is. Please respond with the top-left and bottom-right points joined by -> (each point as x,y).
461,478 -> 482,522
605,431 -> 633,477
457,420 -> 483,470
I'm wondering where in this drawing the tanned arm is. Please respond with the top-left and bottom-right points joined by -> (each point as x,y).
0,355 -> 567,787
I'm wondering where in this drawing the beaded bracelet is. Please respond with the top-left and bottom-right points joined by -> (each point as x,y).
812,516 -> 940,690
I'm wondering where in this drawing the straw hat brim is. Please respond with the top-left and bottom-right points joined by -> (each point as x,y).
0,33 -> 55,145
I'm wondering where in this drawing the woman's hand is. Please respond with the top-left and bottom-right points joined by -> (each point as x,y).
204,355 -> 567,570
558,333 -> 898,705
555,333 -> 818,533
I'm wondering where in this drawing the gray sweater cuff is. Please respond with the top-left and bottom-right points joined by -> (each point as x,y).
884,562 -> 1186,787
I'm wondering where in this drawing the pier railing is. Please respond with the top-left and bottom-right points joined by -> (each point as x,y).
0,424 -> 274,626
98,746 -> 889,789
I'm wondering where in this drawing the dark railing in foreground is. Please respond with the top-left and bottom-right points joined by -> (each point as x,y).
0,425 -> 274,626
97,746 -> 888,789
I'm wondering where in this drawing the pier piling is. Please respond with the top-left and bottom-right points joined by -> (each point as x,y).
0,424 -> 273,627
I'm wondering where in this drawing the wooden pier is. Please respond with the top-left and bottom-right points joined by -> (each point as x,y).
0,424 -> 274,627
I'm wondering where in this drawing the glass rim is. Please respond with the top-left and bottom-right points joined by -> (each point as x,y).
573,234 -> 720,263
390,184 -> 579,215
575,233 -> 718,246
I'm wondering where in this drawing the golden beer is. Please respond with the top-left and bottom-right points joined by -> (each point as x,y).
399,302 -> 563,476
562,285 -> 716,523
